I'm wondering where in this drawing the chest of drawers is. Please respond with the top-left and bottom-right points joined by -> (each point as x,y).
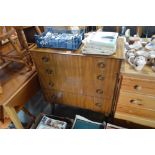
30,38 -> 124,117
115,62 -> 155,128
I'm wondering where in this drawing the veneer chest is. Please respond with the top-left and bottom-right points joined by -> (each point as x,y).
30,38 -> 124,117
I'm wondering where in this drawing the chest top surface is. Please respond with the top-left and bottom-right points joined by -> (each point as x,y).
30,37 -> 125,60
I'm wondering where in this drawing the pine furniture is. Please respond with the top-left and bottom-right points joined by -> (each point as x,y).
115,62 -> 155,128
0,64 -> 40,128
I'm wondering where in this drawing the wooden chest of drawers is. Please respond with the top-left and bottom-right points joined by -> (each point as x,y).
30,38 -> 124,117
115,62 -> 155,128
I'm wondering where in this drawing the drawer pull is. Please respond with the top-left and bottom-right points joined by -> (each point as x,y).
130,99 -> 138,104
95,102 -> 102,107
134,85 -> 142,91
96,89 -> 103,94
97,75 -> 104,80
50,94 -> 57,101
48,82 -> 54,88
45,69 -> 53,75
42,56 -> 49,62
130,99 -> 142,105
97,62 -> 105,68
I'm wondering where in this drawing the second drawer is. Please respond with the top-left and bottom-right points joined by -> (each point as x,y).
42,89 -> 112,114
118,91 -> 155,111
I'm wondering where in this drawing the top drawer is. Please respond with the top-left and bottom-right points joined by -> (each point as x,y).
94,57 -> 121,75
31,52 -> 51,67
121,76 -> 155,96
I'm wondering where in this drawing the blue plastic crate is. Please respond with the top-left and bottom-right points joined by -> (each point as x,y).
34,29 -> 84,50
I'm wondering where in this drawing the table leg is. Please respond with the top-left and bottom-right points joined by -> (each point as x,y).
3,106 -> 23,129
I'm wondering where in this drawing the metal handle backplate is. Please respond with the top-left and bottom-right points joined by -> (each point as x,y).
96,89 -> 103,94
42,56 -> 49,62
45,69 -> 53,75
134,85 -> 142,91
97,62 -> 105,68
97,75 -> 104,80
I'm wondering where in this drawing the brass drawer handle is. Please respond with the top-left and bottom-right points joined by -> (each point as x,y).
97,75 -> 104,80
51,92 -> 63,100
134,85 -> 142,91
45,69 -> 53,75
42,56 -> 49,62
96,89 -> 103,94
51,94 -> 57,101
97,62 -> 105,68
48,82 -> 54,88
95,102 -> 102,107
130,99 -> 142,106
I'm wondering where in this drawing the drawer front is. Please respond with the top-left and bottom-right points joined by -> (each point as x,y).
43,89 -> 112,115
37,67 -> 59,90
121,76 -> 155,96
94,57 -> 121,75
118,91 -> 155,111
62,93 -> 110,114
89,97 -> 105,113
43,89 -> 95,110
116,104 -> 155,121
62,92 -> 94,109
94,57 -> 107,75
37,67 -> 56,78
31,52 -> 51,67
93,97 -> 113,115
39,76 -> 58,90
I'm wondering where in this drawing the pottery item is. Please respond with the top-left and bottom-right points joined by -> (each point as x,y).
140,38 -> 150,47
129,41 -> 142,50
125,50 -> 135,59
145,42 -> 155,51
152,65 -> 155,72
136,50 -> 149,57
128,55 -> 146,71
146,51 -> 155,64
151,37 -> 155,44
129,36 -> 140,44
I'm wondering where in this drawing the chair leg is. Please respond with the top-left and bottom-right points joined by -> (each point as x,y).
8,36 -> 23,56
15,29 -> 33,71
9,35 -> 32,71
21,107 -> 36,121
4,105 -> 24,129
35,26 -> 42,35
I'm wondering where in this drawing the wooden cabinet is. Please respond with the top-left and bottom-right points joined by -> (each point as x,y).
115,62 -> 155,128
30,38 -> 124,117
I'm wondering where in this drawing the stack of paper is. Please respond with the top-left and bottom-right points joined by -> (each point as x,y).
82,32 -> 118,55
36,115 -> 67,129
72,115 -> 105,129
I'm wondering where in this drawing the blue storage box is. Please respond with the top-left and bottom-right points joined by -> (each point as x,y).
34,29 -> 84,50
